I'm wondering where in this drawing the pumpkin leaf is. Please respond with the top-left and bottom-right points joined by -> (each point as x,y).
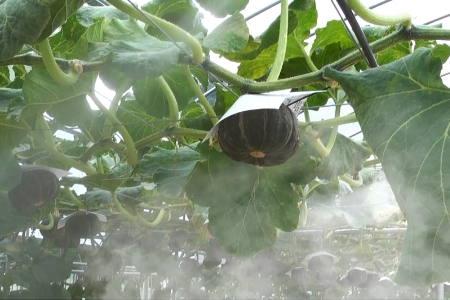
194,0 -> 249,18
0,0 -> 50,59
21,66 -> 96,119
203,12 -> 248,55
185,148 -> 301,257
84,186 -> 144,207
237,4 -> 317,78
133,66 -> 208,118
142,0 -> 206,36
140,145 -> 203,197
76,5 -> 128,27
116,99 -> 169,142
37,0 -> 84,42
0,150 -> 21,191
311,20 -> 355,53
0,90 -> 28,150
323,47 -> 450,286
310,129 -> 372,180
88,18 -> 187,79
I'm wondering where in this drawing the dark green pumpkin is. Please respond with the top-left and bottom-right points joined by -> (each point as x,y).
8,169 -> 60,213
218,104 -> 299,166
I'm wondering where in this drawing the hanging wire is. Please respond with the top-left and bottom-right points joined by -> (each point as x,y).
333,0 -> 378,68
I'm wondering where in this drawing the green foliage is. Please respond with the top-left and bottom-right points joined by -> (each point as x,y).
194,0 -> 249,18
0,0 -> 50,59
0,0 -> 449,296
324,47 -> 450,286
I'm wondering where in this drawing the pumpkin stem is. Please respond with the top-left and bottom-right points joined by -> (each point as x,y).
339,173 -> 363,187
266,0 -> 289,82
89,93 -> 138,166
305,126 -> 330,158
39,38 -> 81,85
183,65 -> 219,125
103,78 -> 134,138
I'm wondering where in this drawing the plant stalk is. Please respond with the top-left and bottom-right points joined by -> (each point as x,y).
27,128 -> 96,175
112,190 -> 138,223
103,79 -> 134,138
138,208 -> 165,228
156,76 -> 179,127
134,127 -> 207,150
89,93 -> 138,166
347,0 -> 411,29
39,38 -> 81,85
266,0 -> 289,82
64,186 -> 86,209
182,65 -> 218,125
35,213 -> 54,230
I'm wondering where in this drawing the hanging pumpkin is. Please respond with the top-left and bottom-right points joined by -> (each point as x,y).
218,104 -> 299,166
8,169 -> 60,213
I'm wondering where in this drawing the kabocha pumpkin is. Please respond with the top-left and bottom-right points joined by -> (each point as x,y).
218,104 -> 300,166
8,169 -> 60,213
63,211 -> 103,238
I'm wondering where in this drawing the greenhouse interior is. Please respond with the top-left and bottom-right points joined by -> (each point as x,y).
1,0 -> 450,299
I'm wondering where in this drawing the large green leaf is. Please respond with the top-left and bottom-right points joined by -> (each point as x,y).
133,66 -> 208,118
311,129 -> 372,180
0,0 -> 50,59
21,67 -> 96,119
116,99 -> 169,142
323,47 -> 450,286
140,145 -> 203,197
37,0 -> 84,42
0,89 -> 28,150
142,0 -> 206,36
237,4 -> 317,79
203,13 -> 248,55
76,5 -> 128,27
89,18 -> 185,79
185,144 -> 316,256
194,0 -> 249,18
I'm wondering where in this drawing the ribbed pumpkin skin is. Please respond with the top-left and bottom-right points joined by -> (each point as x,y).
218,104 -> 299,166
8,169 -> 60,213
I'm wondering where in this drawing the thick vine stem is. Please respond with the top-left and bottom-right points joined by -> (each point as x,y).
182,65 -> 218,125
64,186 -> 86,209
79,139 -> 125,163
156,76 -> 179,127
112,190 -> 138,223
299,114 -> 358,129
35,213 -> 54,230
89,93 -> 138,166
138,208 -> 165,228
364,158 -> 381,167
107,0 -> 204,63
339,173 -> 363,187
266,0 -> 288,82
39,38 -> 81,85
26,125 -> 96,175
134,127 -> 208,150
103,79 -> 134,138
35,115 -> 55,150
305,126 -> 330,158
347,0 -> 411,29
201,26 -> 450,93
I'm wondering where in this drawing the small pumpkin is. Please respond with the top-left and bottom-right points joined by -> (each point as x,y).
8,169 -> 60,213
218,104 -> 299,166
63,211 -> 104,239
